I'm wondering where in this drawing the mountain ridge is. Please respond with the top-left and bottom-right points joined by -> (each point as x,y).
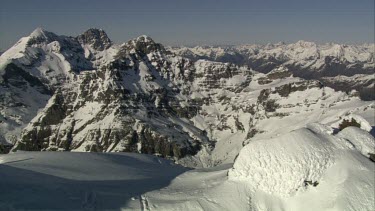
0,28 -> 374,167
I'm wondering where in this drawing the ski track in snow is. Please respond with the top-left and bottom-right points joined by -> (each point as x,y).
140,195 -> 151,211
82,190 -> 97,211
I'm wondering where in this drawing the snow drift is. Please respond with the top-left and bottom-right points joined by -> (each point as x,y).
228,127 -> 336,196
228,123 -> 375,210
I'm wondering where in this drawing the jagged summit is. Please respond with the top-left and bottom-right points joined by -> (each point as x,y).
77,28 -> 112,51
124,34 -> 166,55
134,35 -> 155,43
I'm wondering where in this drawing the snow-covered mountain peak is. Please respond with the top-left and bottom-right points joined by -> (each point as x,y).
129,34 -> 156,45
124,35 -> 166,55
77,28 -> 112,51
29,27 -> 52,38
27,27 -> 60,46
137,34 -> 154,42
294,40 -> 317,48
0,28 -> 58,66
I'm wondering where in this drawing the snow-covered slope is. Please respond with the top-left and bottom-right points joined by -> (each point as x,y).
0,28 -> 93,84
1,122 -> 373,210
0,151 -> 187,210
177,72 -> 374,167
227,123 -> 374,211
143,123 -> 374,211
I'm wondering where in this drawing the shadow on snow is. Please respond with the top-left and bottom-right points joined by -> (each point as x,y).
0,153 -> 189,210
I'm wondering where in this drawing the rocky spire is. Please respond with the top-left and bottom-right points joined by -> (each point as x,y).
77,28 -> 112,51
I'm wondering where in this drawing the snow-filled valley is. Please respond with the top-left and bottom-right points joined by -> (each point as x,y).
0,28 -> 374,210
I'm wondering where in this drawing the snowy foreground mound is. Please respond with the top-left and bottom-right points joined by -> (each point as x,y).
229,126 -> 336,196
229,124 -> 375,210
0,123 -> 374,210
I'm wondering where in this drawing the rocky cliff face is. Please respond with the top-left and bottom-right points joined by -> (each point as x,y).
1,29 -> 373,165
77,28 -> 112,51
10,33 -> 219,158
0,28 -> 96,150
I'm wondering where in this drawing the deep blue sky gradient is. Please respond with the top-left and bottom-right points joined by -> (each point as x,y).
0,0 -> 374,50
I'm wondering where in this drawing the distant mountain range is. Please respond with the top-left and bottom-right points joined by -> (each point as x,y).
169,42 -> 374,100
0,28 -> 373,167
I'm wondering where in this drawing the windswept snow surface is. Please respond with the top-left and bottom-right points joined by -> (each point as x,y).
227,124 -> 375,211
229,128 -> 336,197
0,152 -> 188,210
1,123 -> 374,210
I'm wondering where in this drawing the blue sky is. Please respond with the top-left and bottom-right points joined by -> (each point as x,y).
0,0 -> 374,50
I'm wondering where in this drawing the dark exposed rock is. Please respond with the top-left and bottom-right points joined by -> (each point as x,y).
273,81 -> 321,97
304,180 -> 319,187
264,99 -> 279,112
0,144 -> 12,154
267,70 -> 292,80
139,126 -> 200,159
359,87 -> 375,101
257,89 -> 271,103
246,128 -> 259,139
27,28 -> 59,46
338,118 -> 361,131
256,88 -> 281,113
257,77 -> 273,85
247,57 -> 282,73
369,153 -> 375,162
123,35 -> 166,57
2,63 -> 51,95
320,77 -> 375,101
77,28 -> 112,51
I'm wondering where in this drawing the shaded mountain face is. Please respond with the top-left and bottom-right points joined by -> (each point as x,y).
170,42 -> 374,100
0,28 -> 96,150
77,28 -> 112,51
0,29 -> 373,166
